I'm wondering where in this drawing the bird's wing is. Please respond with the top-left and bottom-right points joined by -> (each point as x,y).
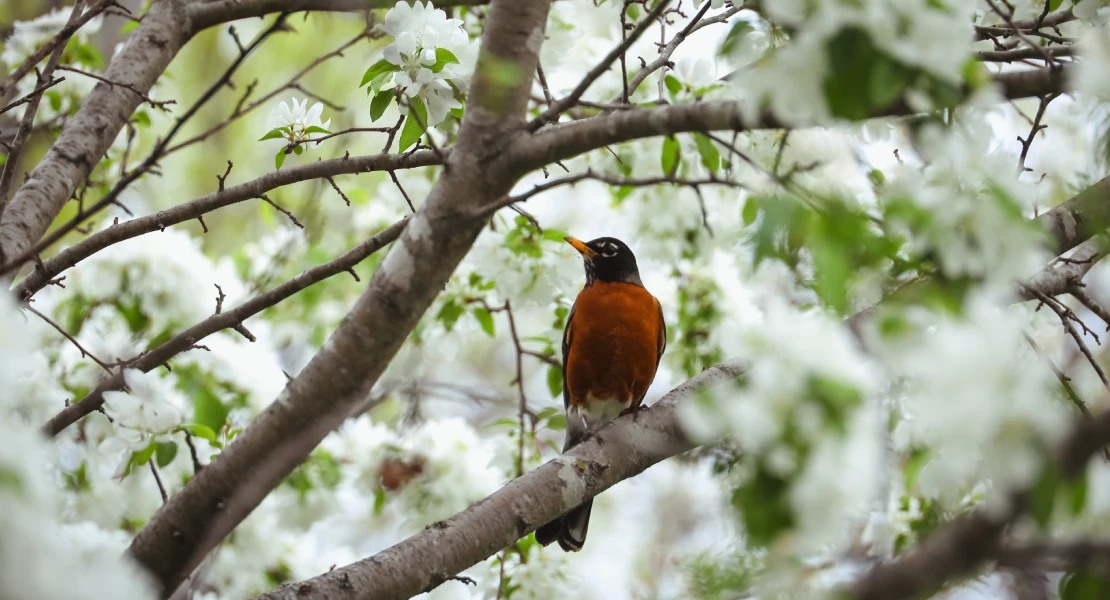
561,301 -> 576,411
655,296 -> 667,368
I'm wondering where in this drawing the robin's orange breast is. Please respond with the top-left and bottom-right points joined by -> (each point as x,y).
564,281 -> 663,418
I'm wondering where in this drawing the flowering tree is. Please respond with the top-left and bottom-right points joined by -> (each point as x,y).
5,0 -> 1110,598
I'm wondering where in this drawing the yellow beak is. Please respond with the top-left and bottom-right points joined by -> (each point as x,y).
565,237 -> 597,258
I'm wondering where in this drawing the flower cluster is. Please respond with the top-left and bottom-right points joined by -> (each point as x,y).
681,302 -> 882,551
731,0 -> 977,125
262,97 -> 333,169
374,1 -> 476,127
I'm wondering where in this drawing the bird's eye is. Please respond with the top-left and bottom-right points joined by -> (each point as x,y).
600,242 -> 618,258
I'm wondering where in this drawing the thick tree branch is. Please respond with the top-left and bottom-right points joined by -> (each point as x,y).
12,150 -> 440,301
252,359 -> 748,600
514,66 -> 1073,172
850,398 -> 1110,599
187,0 -> 489,31
41,218 -> 406,438
126,1 -> 555,594
0,0 -> 193,268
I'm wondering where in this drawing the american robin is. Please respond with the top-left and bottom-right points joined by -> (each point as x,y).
535,236 -> 666,552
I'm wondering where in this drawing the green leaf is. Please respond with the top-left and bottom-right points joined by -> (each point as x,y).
1067,471 -> 1089,516
474,307 -> 496,337
436,298 -> 465,331
180,423 -> 218,442
132,111 -> 151,128
547,364 -> 563,398
664,74 -> 683,96
120,20 -> 140,34
1049,0 -> 1065,10
303,125 -> 331,135
718,20 -> 754,57
259,127 -> 288,141
1061,569 -> 1110,600
275,149 -> 287,170
811,234 -> 852,314
742,198 -> 759,225
868,168 -> 886,186
868,54 -> 914,111
370,89 -> 394,122
824,28 -> 912,120
369,71 -> 394,95
546,414 -> 566,430
398,98 -> 427,152
693,133 -> 720,173
292,145 -> 304,155
192,388 -> 229,435
155,441 -> 178,468
432,48 -> 460,73
1030,463 -> 1062,528
133,443 -> 157,467
732,467 -> 794,547
542,229 -> 571,243
361,58 -> 399,88
661,135 -> 680,175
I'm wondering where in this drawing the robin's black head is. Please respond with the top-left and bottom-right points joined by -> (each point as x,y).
565,236 -> 643,287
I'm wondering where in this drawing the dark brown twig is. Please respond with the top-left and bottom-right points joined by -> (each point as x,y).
529,0 -> 671,131
150,461 -> 168,503
25,304 -> 114,374
258,194 -> 304,229
54,65 -> 176,111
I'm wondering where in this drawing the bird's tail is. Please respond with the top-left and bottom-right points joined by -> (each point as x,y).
535,420 -> 592,551
535,499 -> 592,552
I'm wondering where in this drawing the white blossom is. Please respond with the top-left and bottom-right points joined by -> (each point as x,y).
380,1 -> 475,126
266,97 -> 332,146
884,294 -> 1071,503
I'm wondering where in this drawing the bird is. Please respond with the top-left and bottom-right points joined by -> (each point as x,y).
534,236 -> 666,552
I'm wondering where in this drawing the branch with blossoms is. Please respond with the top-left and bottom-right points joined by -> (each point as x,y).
10,1 -> 1110,599
41,218 -> 407,437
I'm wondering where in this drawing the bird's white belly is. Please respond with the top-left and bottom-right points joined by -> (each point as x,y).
572,392 -> 631,430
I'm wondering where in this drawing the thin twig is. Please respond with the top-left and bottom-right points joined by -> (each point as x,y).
0,0 -> 86,217
528,0 -> 671,131
0,14 -> 293,276
325,176 -> 351,206
0,76 -> 65,116
149,461 -> 168,503
183,431 -> 205,474
42,219 -> 408,437
0,0 -> 116,97
54,65 -> 176,111
389,171 -> 416,212
1027,287 -> 1110,396
484,169 -> 741,214
1017,94 -> 1058,173
25,304 -> 114,374
258,194 -> 305,229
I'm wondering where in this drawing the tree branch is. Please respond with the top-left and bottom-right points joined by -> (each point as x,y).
42,218 -> 407,438
187,0 -> 490,31
251,359 -> 748,600
513,67 -> 1073,173
12,150 -> 440,301
0,0 -> 194,269
850,397 -> 1110,599
125,0 -> 556,593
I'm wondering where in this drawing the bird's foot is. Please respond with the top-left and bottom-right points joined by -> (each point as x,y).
619,404 -> 641,422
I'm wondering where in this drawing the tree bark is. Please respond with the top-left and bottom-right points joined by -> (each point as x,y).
0,0 -> 192,267
126,1 -> 556,595
252,360 -> 747,600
